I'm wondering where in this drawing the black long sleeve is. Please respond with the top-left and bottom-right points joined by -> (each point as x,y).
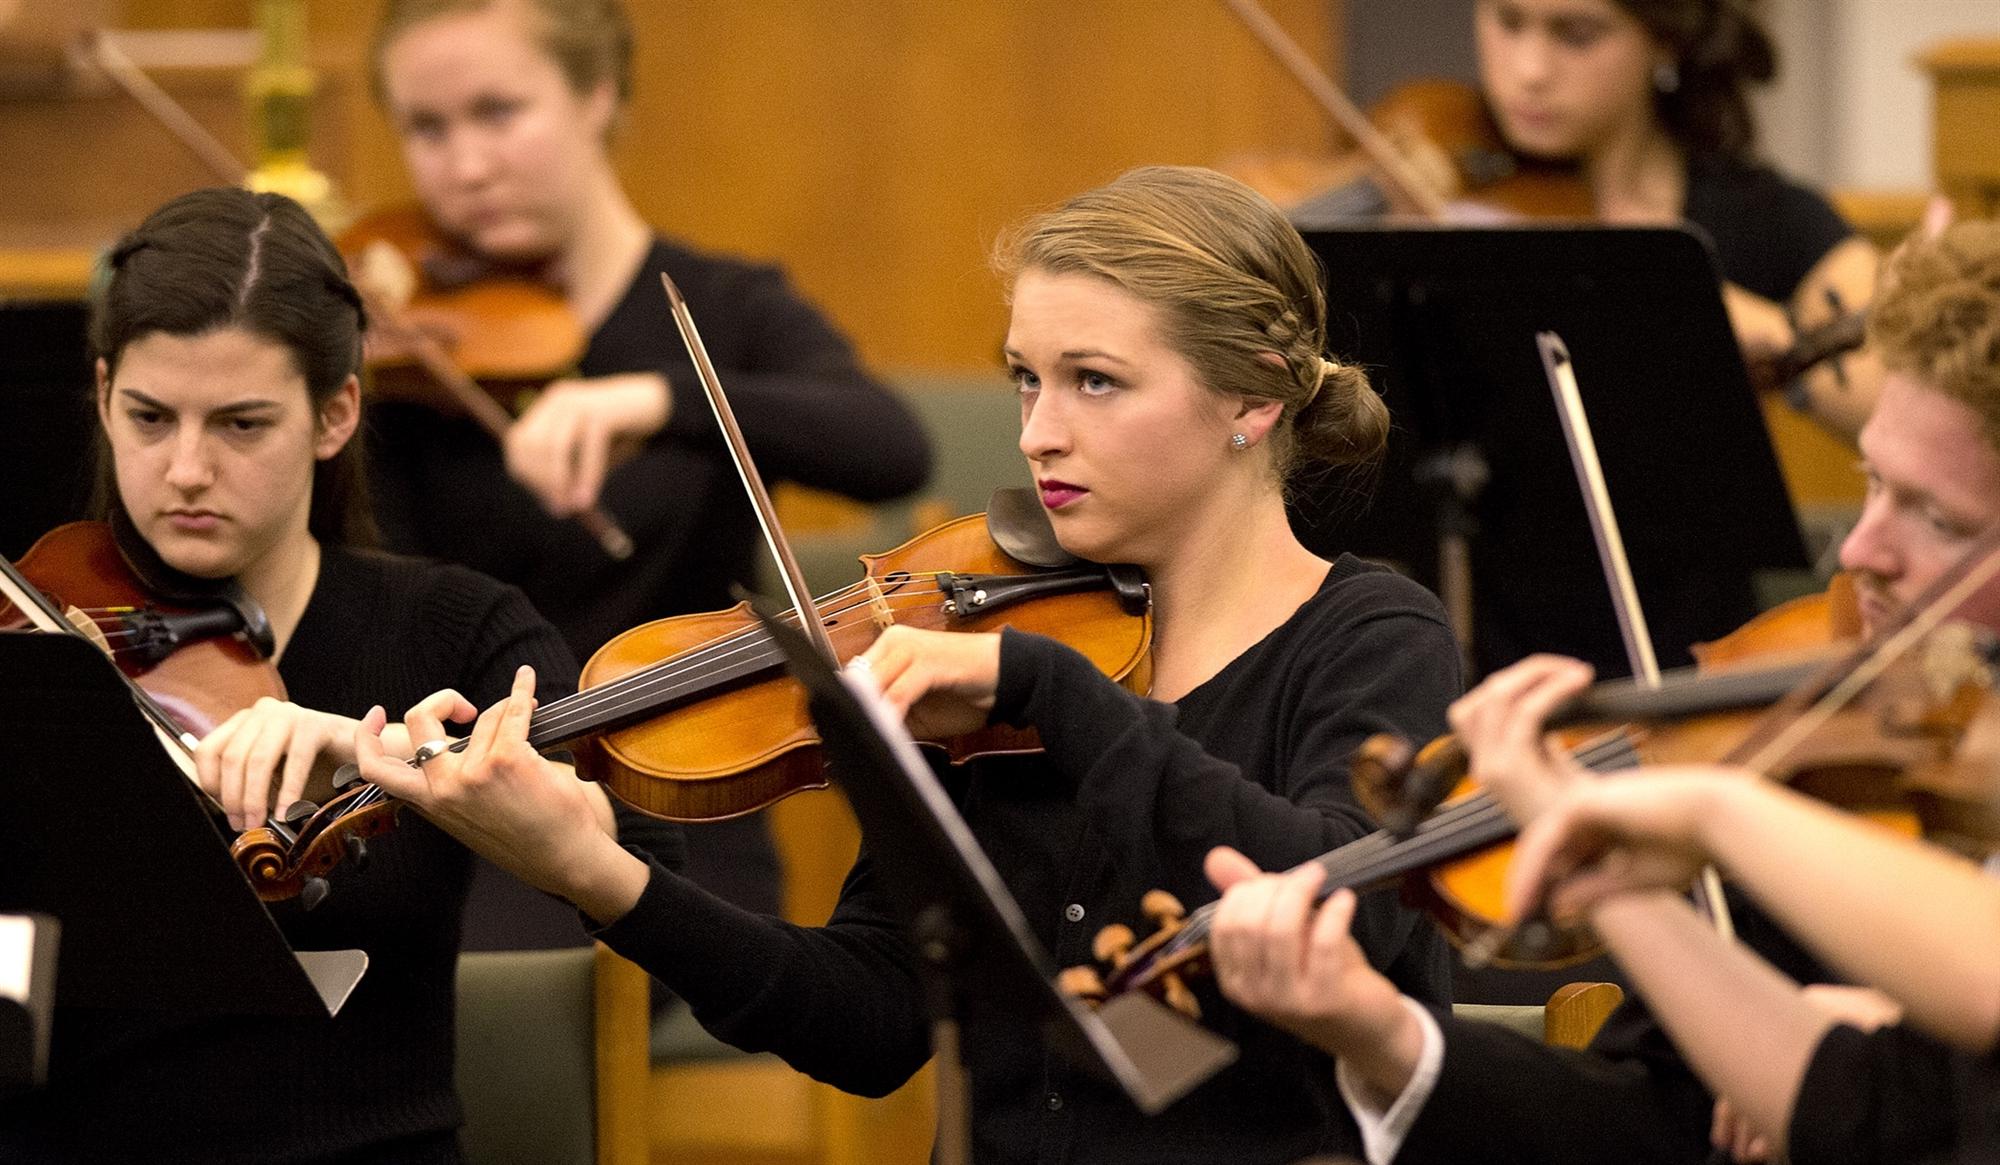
596,555 -> 1463,1164
1788,1022 -> 1996,1165
1393,889 -> 1831,1165
0,548 -> 684,1164
635,250 -> 932,501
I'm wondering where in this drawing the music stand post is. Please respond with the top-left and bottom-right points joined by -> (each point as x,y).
1296,224 -> 1808,680
748,606 -> 1236,1164
0,632 -> 365,1028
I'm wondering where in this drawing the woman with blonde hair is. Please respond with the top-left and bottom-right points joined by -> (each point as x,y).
367,0 -> 932,931
358,165 -> 1464,1163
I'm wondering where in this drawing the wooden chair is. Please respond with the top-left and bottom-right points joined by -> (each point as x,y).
454,943 -> 650,1165
1453,980 -> 1626,1050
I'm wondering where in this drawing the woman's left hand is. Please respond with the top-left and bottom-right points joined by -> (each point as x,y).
851,626 -> 1002,739
505,372 -> 670,517
353,665 -> 647,921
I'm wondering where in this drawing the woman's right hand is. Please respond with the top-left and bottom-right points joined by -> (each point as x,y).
196,697 -> 358,832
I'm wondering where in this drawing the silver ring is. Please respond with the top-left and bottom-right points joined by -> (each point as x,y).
412,739 -> 456,765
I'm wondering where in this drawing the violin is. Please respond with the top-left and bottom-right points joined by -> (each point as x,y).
1,521 -> 283,738
1217,0 -> 1591,223
1219,0 -> 1860,403
1062,565 -> 2000,1015
348,274 -> 1155,823
569,504 -> 1152,820
338,205 -> 635,560
340,501 -> 1152,823
339,204 -> 584,415
0,521 -> 399,907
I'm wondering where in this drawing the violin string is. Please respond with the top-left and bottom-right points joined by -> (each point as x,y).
1140,729 -> 1640,965
524,581 -> 905,739
514,579 -> 886,740
523,572 -> 1018,744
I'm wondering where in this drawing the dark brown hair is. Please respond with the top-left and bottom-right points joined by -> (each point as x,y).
93,187 -> 375,547
1617,0 -> 1776,159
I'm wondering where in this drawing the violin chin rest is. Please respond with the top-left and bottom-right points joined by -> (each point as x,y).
985,487 -> 1079,569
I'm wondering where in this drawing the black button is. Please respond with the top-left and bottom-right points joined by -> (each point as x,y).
1045,1091 -> 1064,1112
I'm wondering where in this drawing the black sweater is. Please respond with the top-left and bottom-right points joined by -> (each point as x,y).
0,547 -> 684,1164
367,235 -> 932,656
369,235 -> 931,925
1788,1022 -> 2000,1165
594,556 -> 1462,1164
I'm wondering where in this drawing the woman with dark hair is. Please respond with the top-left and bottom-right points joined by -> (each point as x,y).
0,186 -> 681,1164
1472,0 -> 1881,438
357,165 -> 1464,1164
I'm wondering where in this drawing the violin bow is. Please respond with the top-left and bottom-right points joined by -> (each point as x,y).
351,278 -> 635,560
659,273 -> 837,661
1461,333 -> 1734,966
1216,0 -> 1450,222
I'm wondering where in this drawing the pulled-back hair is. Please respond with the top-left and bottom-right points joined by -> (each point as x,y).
1868,221 -> 2000,447
1617,0 -> 1777,159
995,165 -> 1388,491
371,0 -> 634,110
94,187 -> 374,547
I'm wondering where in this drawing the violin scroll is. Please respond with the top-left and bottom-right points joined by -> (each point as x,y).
230,781 -> 403,907
1062,890 -> 1205,1020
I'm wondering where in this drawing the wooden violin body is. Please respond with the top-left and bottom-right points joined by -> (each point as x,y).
1069,578 -> 2000,1012
338,203 -> 585,417
0,522 -> 407,906
572,513 -> 1154,821
1359,578 -> 1999,969
0,521 -> 285,738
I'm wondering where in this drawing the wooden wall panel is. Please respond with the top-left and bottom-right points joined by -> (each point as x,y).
114,0 -> 1344,372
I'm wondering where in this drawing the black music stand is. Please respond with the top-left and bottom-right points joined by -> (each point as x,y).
1296,224 -> 1808,679
0,632 -> 365,1024
748,606 -> 1235,1160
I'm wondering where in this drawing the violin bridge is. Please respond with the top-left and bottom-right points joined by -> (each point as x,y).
62,604 -> 113,654
862,577 -> 895,631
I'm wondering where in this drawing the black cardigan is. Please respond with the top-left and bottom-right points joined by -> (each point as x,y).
595,556 -> 1462,1164
0,547 -> 684,1164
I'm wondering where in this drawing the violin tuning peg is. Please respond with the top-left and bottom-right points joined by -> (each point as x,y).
281,800 -> 320,828
1056,965 -> 1108,1006
1092,923 -> 1136,967
300,876 -> 331,912
1140,889 -> 1186,927
332,762 -> 366,791
1161,972 -> 1202,1021
344,834 -> 371,873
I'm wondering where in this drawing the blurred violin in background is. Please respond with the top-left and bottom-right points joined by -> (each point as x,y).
338,204 -> 634,559
1215,0 -> 1869,447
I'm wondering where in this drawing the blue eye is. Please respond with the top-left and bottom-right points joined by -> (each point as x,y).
1077,370 -> 1119,396
1010,366 -> 1040,394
